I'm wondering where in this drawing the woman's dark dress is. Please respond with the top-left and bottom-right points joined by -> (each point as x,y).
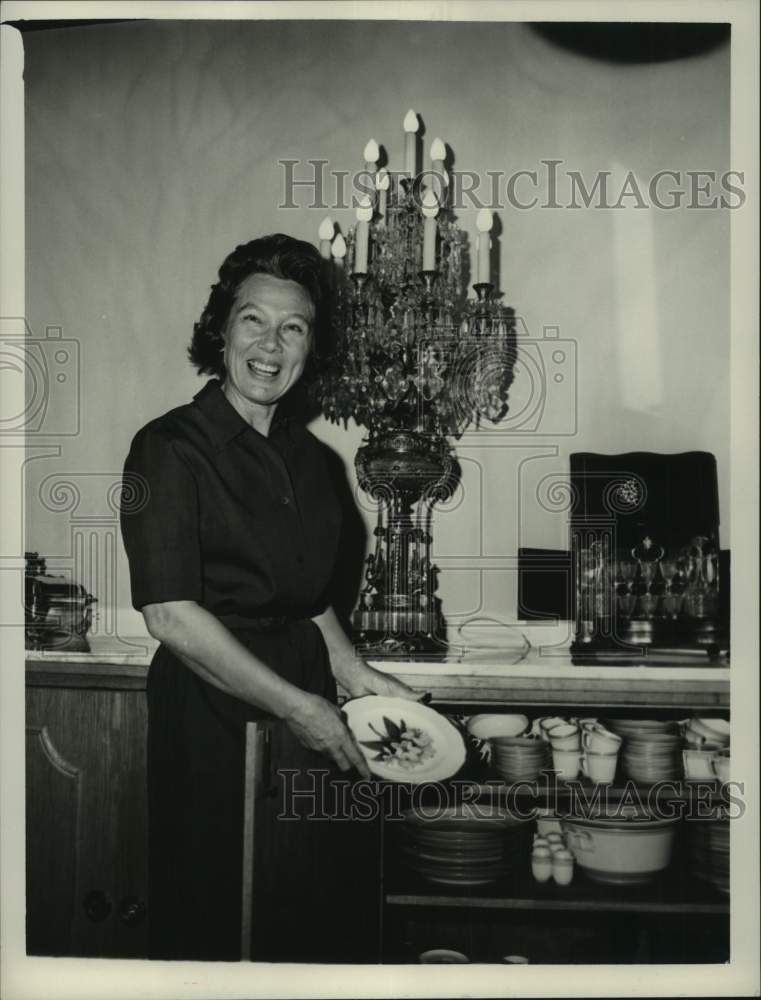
120,380 -> 374,962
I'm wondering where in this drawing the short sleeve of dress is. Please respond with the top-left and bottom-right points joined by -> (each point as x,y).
120,425 -> 204,610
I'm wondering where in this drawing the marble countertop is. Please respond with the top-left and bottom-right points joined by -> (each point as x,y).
25,633 -> 730,684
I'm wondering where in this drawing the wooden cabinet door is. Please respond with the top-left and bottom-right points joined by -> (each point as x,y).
26,685 -> 148,957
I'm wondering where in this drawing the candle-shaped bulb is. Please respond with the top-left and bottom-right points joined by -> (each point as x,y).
476,209 -> 493,283
430,137 -> 446,161
421,189 -> 439,271
421,189 -> 440,218
355,193 -> 374,222
403,109 -> 419,133
376,168 -> 390,224
363,138 -> 380,164
428,136 -> 448,201
404,108 -> 419,178
354,195 -> 372,274
331,233 -> 347,259
318,216 -> 334,260
354,194 -> 373,274
476,208 -> 494,233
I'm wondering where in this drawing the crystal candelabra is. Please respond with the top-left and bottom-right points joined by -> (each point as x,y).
314,113 -> 516,656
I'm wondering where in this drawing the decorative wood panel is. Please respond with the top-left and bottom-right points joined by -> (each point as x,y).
25,685 -> 148,957
25,726 -> 81,955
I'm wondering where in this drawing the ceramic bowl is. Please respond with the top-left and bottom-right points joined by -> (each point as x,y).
562,815 -> 678,884
467,714 -> 530,740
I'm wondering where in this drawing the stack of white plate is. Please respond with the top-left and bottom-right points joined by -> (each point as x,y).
400,805 -> 529,887
605,718 -> 679,738
606,719 -> 683,783
489,735 -> 552,783
690,815 -> 729,895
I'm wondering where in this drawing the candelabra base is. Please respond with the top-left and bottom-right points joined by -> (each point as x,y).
352,429 -> 458,661
352,609 -> 451,660
353,635 -> 451,661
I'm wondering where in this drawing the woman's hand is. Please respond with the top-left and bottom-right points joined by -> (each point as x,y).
312,607 -> 424,705
283,690 -> 371,779
333,657 -> 421,702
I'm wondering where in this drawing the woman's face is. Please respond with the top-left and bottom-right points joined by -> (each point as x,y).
221,272 -> 314,418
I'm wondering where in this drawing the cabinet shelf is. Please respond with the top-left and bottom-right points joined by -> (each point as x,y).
385,869 -> 729,916
386,892 -> 728,916
451,776 -> 730,801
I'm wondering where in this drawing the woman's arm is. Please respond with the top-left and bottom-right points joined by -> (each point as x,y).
143,600 -> 370,776
311,605 -> 421,701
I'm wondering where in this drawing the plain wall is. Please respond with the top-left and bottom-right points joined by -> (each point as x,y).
20,19 -> 730,638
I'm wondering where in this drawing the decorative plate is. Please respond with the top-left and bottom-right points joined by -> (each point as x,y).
343,696 -> 466,784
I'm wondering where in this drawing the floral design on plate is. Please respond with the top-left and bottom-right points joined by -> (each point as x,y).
343,695 -> 466,784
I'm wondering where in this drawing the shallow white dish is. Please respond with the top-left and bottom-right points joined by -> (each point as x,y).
466,713 -> 529,740
688,717 -> 730,744
343,696 -> 466,784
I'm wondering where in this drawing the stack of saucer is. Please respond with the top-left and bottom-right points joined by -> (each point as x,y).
690,815 -> 729,895
605,718 -> 679,739
489,735 -> 552,783
400,805 -> 529,887
606,720 -> 683,784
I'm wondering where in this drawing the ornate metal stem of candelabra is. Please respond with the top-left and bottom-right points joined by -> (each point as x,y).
353,429 -> 455,657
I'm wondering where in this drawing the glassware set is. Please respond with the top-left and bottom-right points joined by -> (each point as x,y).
575,535 -> 720,645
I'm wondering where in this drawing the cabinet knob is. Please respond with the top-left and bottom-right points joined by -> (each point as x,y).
83,889 -> 112,922
119,895 -> 147,927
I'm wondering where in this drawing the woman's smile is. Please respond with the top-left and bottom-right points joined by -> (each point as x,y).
246,358 -> 282,379
221,271 -> 314,432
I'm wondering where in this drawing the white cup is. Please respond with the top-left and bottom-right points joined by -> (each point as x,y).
712,754 -> 730,783
549,723 -> 581,751
531,853 -> 553,883
682,749 -> 716,780
582,725 -> 622,754
581,750 -> 618,784
552,748 -> 581,780
539,717 -> 566,739
552,849 -> 574,886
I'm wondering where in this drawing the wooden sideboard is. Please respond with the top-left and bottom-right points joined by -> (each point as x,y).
25,655 -> 149,957
25,639 -> 730,959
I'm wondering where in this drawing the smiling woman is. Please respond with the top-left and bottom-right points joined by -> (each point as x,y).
120,233 -> 418,961
220,271 -> 314,435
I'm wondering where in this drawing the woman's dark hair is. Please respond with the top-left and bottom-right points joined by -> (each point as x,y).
188,233 -> 326,379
